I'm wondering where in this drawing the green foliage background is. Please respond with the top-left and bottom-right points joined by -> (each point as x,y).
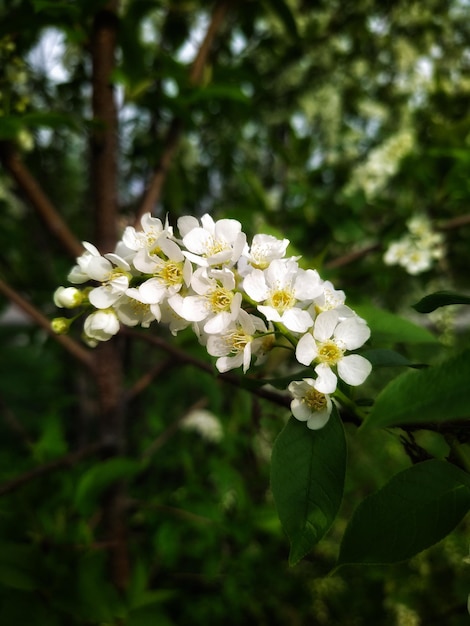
1,0 -> 470,623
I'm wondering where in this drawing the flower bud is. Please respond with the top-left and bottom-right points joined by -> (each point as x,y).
54,286 -> 83,309
51,317 -> 71,334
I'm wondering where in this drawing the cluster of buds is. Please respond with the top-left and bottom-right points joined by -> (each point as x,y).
52,214 -> 372,429
384,214 -> 445,275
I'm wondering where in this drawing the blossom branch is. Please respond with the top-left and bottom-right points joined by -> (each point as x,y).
134,0 -> 234,224
123,329 -> 291,410
325,213 -> 470,270
0,276 -> 93,368
0,141 -> 83,259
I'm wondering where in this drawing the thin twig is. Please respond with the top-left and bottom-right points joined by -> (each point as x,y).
0,443 -> 103,497
123,328 -> 291,410
0,142 -> 83,259
142,397 -> 208,460
134,0 -> 234,224
0,276 -> 94,368
126,357 -> 174,400
325,213 -> 470,270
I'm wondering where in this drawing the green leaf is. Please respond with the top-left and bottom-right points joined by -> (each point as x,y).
182,85 -> 251,105
262,0 -> 300,40
270,407 -> 346,565
413,291 -> 470,313
337,460 -> 470,566
23,111 -> 81,131
0,116 -> 23,140
354,304 -> 438,344
363,349 -> 426,369
364,349 -> 470,429
0,544 -> 39,591
74,457 -> 141,515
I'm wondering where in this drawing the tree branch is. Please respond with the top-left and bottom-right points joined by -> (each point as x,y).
0,141 -> 83,259
0,276 -> 94,368
325,213 -> 470,270
90,0 -> 130,593
134,0 -> 234,224
123,328 -> 291,410
0,443 -> 103,497
91,0 -> 119,253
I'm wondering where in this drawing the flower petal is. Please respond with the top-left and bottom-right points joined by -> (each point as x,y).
313,309 -> 339,342
337,354 -> 372,386
334,317 -> 370,350
295,333 -> 317,366
313,363 -> 337,394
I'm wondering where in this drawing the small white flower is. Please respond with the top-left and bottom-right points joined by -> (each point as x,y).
83,309 -> 120,343
116,287 -> 160,327
206,309 -> 269,373
238,233 -> 289,274
87,252 -> 131,309
288,378 -> 333,430
169,267 -> 242,334
133,236 -> 192,295
68,242 -> 102,284
122,212 -> 173,252
181,409 -> 223,443
296,310 -> 371,393
243,258 -> 322,333
180,214 -> 246,267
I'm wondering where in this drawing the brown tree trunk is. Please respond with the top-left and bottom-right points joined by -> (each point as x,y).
90,0 -> 130,592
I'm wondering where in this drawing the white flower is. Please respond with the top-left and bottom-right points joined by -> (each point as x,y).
384,239 -> 412,266
288,378 -> 333,430
83,309 -> 120,343
206,309 -> 269,373
121,212 -> 173,252
181,409 -> 223,443
238,233 -> 289,275
133,236 -> 192,295
68,242 -> 102,284
53,286 -> 83,308
169,267 -> 242,334
296,309 -> 371,393
180,214 -> 246,267
87,252 -> 131,309
243,258 -> 322,333
116,288 -> 160,327
309,279 -> 355,319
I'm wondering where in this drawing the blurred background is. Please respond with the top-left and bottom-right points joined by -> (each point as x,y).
1,0 -> 470,623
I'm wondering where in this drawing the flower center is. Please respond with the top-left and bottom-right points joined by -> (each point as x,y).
304,388 -> 328,412
158,261 -> 183,286
269,288 -> 295,312
226,330 -> 252,354
317,341 -> 343,366
207,237 -> 229,257
209,287 -> 233,313
129,299 -> 151,315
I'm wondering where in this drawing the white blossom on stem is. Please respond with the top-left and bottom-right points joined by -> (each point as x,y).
288,378 -> 333,430
296,309 -> 371,393
206,309 -> 269,373
179,214 -> 246,267
83,309 -> 120,344
243,258 -> 322,333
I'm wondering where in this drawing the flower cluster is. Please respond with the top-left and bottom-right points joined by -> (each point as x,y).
384,214 -> 445,275
52,214 -> 372,430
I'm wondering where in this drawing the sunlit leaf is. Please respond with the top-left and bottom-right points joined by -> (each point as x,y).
354,304 -> 438,345
337,460 -> 470,565
364,349 -> 470,429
